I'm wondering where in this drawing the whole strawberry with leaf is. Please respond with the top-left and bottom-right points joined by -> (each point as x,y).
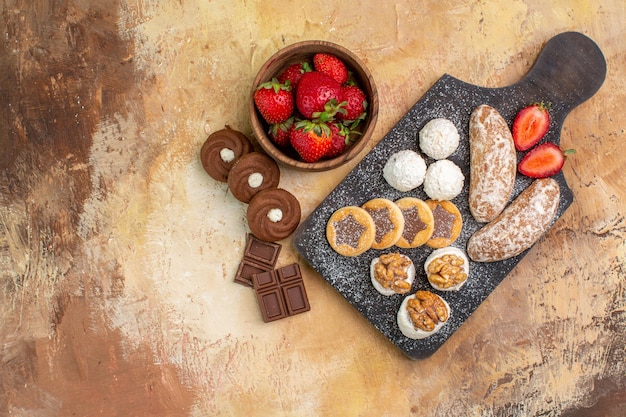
295,71 -> 342,119
277,61 -> 311,89
253,78 -> 294,124
268,117 -> 295,147
289,119 -> 333,163
325,121 -> 353,158
337,84 -> 367,121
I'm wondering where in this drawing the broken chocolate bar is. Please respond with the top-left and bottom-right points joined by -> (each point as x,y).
234,234 -> 281,287
253,263 -> 310,322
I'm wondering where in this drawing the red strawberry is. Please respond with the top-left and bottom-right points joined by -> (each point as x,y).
512,102 -> 551,151
277,61 -> 311,89
253,78 -> 294,124
313,53 -> 348,84
296,71 -> 342,119
268,117 -> 295,147
289,119 -> 332,162
337,85 -> 367,121
518,142 -> 575,178
325,122 -> 351,158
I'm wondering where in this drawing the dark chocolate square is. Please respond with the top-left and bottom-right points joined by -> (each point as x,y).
277,263 -> 301,283
282,281 -> 310,316
234,234 -> 282,287
252,270 -> 277,291
252,263 -> 310,322
256,288 -> 287,322
234,259 -> 271,287
245,234 -> 281,267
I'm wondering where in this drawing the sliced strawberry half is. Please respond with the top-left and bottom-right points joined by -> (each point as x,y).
512,102 -> 551,151
518,142 -> 575,178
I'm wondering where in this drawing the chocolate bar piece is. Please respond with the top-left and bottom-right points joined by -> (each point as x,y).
245,233 -> 281,266
257,288 -> 287,322
253,263 -> 310,322
282,282 -> 309,316
234,234 -> 281,287
234,259 -> 269,287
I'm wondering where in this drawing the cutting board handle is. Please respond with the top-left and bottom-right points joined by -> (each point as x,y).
521,31 -> 606,109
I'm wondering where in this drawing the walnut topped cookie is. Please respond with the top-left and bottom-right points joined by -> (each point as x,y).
370,253 -> 415,296
424,246 -> 469,291
326,206 -> 376,257
397,290 -> 451,339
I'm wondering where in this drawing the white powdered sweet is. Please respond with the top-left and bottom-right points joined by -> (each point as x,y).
418,118 -> 460,160
423,159 -> 465,201
383,150 -> 427,192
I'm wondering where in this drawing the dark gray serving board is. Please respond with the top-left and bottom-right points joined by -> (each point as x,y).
293,32 -> 606,359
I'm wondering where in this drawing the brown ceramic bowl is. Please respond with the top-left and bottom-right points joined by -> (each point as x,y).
250,40 -> 378,171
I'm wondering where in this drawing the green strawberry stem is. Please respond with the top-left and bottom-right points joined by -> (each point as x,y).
295,118 -> 331,137
257,77 -> 291,93
311,99 -> 345,122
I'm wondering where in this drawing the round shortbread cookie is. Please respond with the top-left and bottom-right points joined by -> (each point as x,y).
326,206 -> 376,257
361,198 -> 405,249
394,197 -> 434,248
397,290 -> 451,339
425,200 -> 463,249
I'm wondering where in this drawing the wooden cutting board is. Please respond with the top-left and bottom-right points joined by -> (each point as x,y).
293,32 -> 606,359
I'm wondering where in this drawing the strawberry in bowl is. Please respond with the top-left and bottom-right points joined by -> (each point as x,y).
250,41 -> 378,171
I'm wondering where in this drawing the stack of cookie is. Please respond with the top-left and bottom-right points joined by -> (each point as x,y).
200,126 -> 301,243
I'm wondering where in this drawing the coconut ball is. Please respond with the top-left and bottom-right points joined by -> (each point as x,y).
418,118 -> 460,160
423,159 -> 465,201
383,150 -> 427,192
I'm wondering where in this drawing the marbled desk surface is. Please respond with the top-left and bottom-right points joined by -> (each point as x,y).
1,1 -> 625,416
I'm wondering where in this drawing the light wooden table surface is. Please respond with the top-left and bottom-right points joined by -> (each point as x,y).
1,1 -> 625,416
